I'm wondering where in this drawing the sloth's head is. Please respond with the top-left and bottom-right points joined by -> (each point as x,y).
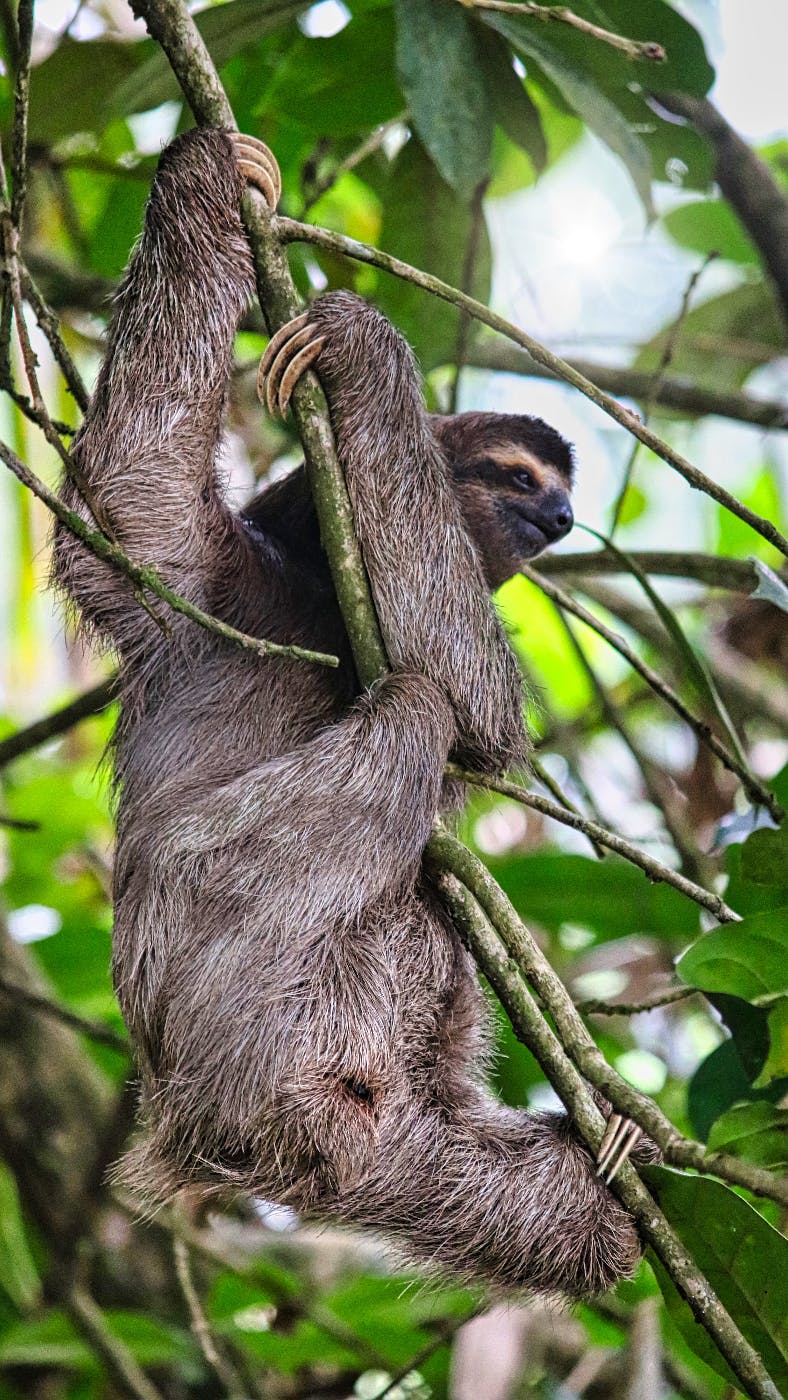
431,411 -> 575,589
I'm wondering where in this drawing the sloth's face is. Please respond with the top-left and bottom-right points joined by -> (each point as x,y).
433,412 -> 575,590
464,443 -> 574,563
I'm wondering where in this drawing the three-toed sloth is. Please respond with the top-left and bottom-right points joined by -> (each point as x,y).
54,128 -> 651,1296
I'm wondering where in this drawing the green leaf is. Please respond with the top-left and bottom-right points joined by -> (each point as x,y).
664,199 -> 758,265
751,559 -> 788,615
741,824 -> 788,887
257,11 -> 402,137
0,1310 -> 198,1374
28,38 -> 145,143
756,999 -> 788,1086
561,0 -> 715,99
480,12 -> 654,216
28,0 -> 306,140
677,908 -> 788,1004
0,1164 -> 40,1312
376,137 -> 492,371
645,1168 -> 788,1393
113,0 -> 308,118
687,1037 -> 766,1140
707,1102 -> 788,1168
395,0 -> 493,195
472,27 -> 547,173
486,850 -> 699,944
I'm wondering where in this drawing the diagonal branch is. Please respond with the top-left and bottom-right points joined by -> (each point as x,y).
277,217 -> 788,557
521,563 -> 782,820
447,763 -> 738,922
0,440 -> 338,670
456,0 -> 666,62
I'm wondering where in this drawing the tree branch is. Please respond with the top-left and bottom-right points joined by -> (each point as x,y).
431,864 -> 781,1400
447,764 -> 738,922
466,341 -> 787,430
456,0 -> 666,62
429,828 -> 788,1212
277,217 -> 788,556
0,678 -> 118,769
0,973 -> 128,1051
658,94 -> 788,324
537,550 -> 764,592
521,563 -> 782,821
67,1287 -> 165,1400
0,440 -> 338,669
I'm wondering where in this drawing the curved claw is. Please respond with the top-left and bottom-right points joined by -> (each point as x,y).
596,1113 -> 642,1185
257,313 -> 325,417
228,132 -> 281,209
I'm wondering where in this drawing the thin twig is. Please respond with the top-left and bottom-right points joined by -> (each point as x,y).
447,764 -> 739,922
551,602 -> 711,883
575,986 -> 695,1017
521,563 -> 782,821
0,678 -> 118,769
277,217 -> 788,556
0,974 -> 129,1051
68,1287 -> 165,1400
611,254 -> 716,533
457,0 -> 666,62
21,264 -> 90,411
372,1305 -> 483,1399
302,112 -> 406,214
0,439 -> 339,669
173,1235 -> 246,1397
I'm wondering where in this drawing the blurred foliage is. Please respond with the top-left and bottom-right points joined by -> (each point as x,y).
0,0 -> 787,1398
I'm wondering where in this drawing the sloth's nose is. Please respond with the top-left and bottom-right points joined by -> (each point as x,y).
543,497 -> 574,540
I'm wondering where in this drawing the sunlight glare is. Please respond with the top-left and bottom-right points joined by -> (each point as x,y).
554,190 -> 622,269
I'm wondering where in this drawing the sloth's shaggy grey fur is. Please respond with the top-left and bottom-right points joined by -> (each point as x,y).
54,128 -> 649,1295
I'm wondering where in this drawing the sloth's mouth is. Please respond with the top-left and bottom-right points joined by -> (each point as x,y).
508,506 -> 549,559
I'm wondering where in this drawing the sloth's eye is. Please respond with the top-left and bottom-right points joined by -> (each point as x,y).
514,469 -> 536,491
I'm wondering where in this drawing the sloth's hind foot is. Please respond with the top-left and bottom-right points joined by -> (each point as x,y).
228,132 -> 281,210
257,313 -> 326,417
596,1112 -> 643,1184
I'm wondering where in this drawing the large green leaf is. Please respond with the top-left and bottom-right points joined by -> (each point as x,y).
28,0 -> 306,141
687,1037 -> 765,1140
554,0 -> 715,99
645,1168 -> 788,1392
113,0 -> 308,118
376,137 -> 492,371
472,26 -> 547,174
707,1102 -> 788,1169
256,10 -> 402,137
0,1165 -> 40,1312
480,12 -> 654,215
0,1310 -> 200,1375
487,850 -> 699,943
665,199 -> 759,266
677,909 -> 788,1004
394,0 -> 493,196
